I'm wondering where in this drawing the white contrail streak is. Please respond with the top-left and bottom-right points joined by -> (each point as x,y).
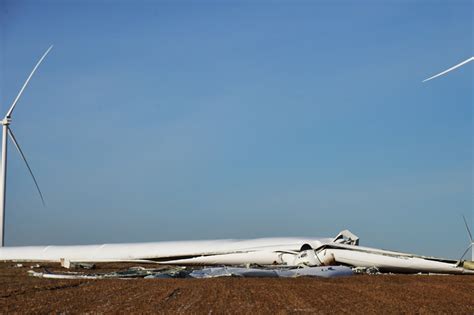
423,56 -> 474,82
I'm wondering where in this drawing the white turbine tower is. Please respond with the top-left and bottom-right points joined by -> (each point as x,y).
0,46 -> 52,247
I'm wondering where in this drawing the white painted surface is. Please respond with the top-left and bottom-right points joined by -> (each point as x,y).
0,237 -> 331,263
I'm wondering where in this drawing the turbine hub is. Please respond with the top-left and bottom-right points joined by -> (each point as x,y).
0,118 -> 10,126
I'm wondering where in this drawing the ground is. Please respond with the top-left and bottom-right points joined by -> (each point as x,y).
0,262 -> 472,314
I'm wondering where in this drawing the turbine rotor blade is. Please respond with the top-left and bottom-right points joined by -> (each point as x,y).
5,45 -> 53,118
7,127 -> 45,206
422,56 -> 474,82
463,215 -> 473,242
459,244 -> 472,262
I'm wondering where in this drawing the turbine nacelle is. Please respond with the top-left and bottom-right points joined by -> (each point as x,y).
0,118 -> 11,126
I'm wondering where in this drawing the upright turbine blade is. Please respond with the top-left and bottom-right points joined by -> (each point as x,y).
422,56 -> 474,82
5,45 -> 53,118
463,215 -> 473,242
7,127 -> 45,206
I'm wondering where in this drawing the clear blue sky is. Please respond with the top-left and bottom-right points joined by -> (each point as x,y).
0,0 -> 472,259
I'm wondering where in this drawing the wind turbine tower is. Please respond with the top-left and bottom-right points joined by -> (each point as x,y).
0,46 -> 52,246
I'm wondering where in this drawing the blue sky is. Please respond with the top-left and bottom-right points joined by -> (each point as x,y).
0,0 -> 472,259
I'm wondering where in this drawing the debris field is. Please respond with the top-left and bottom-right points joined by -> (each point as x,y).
0,262 -> 472,313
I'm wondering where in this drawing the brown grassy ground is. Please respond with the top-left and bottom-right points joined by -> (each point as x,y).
0,262 -> 472,314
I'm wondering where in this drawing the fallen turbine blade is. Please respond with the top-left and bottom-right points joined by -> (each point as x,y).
422,56 -> 474,82
463,215 -> 473,242
7,128 -> 45,206
5,45 -> 53,118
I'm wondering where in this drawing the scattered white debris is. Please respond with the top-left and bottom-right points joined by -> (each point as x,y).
27,265 -> 352,280
3,230 -> 474,275
60,258 -> 95,270
187,266 -> 353,279
353,266 -> 380,275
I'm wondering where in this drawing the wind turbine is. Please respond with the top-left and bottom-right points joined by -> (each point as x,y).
0,46 -> 52,247
459,215 -> 474,262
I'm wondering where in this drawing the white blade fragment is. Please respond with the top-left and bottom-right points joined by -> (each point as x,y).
422,56 -> 473,82
7,127 -> 45,206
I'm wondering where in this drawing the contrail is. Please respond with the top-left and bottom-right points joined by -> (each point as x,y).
423,56 -> 473,82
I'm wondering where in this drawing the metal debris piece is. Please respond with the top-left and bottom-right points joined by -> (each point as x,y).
189,266 -> 352,278
353,266 -> 380,275
28,265 -> 352,280
60,259 -> 95,270
28,270 -> 100,279
28,266 -> 187,280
